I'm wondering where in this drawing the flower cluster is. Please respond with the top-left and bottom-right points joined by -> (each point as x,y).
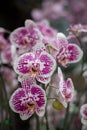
9,19 -> 83,120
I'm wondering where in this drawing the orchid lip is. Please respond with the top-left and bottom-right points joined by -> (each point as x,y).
27,102 -> 35,110
29,66 -> 39,77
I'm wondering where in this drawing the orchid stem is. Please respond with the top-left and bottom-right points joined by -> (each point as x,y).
44,84 -> 50,130
45,106 -> 49,130
36,115 -> 40,130
63,103 -> 70,130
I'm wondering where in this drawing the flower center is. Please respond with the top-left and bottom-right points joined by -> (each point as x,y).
60,57 -> 68,66
30,67 -> 39,77
65,93 -> 71,99
23,38 -> 29,46
0,43 -> 4,50
27,103 -> 35,110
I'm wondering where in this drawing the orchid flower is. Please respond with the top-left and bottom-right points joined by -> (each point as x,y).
53,33 -> 83,67
57,67 -> 75,107
13,50 -> 56,84
9,79 -> 46,120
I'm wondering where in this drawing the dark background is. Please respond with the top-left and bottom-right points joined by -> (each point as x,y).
0,0 -> 42,30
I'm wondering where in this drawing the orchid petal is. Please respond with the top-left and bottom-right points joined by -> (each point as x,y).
10,27 -> 28,48
31,85 -> 46,108
36,107 -> 45,117
39,51 -> 56,76
57,33 -> 68,47
37,75 -> 51,84
57,67 -> 75,107
68,44 -> 83,63
80,104 -> 87,119
58,67 -> 64,85
13,52 -> 34,75
20,110 -> 34,120
9,88 -> 26,113
81,118 -> 87,125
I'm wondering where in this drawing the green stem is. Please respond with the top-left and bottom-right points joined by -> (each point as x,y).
36,114 -> 40,130
0,54 -> 8,105
45,106 -> 49,130
63,103 -> 70,130
44,85 -> 50,130
0,54 -> 10,122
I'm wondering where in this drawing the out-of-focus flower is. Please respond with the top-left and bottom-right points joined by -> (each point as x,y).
57,67 -> 75,108
68,24 -> 87,53
31,0 -> 67,21
36,20 -> 57,45
1,45 -> 12,64
0,27 -> 16,65
54,33 -> 83,67
66,0 -> 87,24
70,24 -> 87,34
80,103 -> 87,125
13,51 -> 56,84
9,82 -> 46,120
0,67 -> 18,97
10,20 -> 43,53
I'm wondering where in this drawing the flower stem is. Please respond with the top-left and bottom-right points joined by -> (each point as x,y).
63,103 -> 70,130
45,106 -> 49,130
36,114 -> 40,130
44,84 -> 50,130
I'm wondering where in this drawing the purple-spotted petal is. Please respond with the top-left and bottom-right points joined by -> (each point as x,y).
80,104 -> 87,119
39,51 -> 56,76
36,107 -> 45,117
80,104 -> 87,125
57,67 -> 75,107
20,76 -> 36,88
14,52 -> 35,75
31,85 -> 46,108
68,44 -> 83,63
10,27 -> 28,47
20,109 -> 34,120
32,42 -> 46,52
65,78 -> 74,101
57,33 -> 68,48
9,88 -> 27,113
37,75 -> 51,84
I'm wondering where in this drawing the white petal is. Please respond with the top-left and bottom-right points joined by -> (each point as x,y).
36,107 -> 45,117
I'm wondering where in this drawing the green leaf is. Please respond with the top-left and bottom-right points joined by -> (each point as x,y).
52,99 -> 64,110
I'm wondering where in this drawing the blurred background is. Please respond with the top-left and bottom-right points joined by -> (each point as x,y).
0,0 -> 87,30
0,0 -> 42,30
